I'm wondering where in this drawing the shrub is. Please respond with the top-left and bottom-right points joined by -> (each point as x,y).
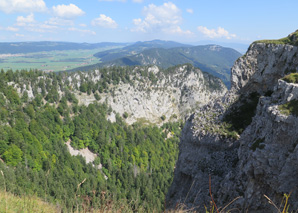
282,73 -> 298,83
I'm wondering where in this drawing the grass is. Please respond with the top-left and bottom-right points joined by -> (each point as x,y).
0,191 -> 60,213
264,193 -> 292,213
282,73 -> 298,83
0,47 -> 122,72
278,99 -> 298,117
254,30 -> 298,46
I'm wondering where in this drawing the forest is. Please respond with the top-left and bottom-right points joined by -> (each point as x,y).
0,68 -> 182,211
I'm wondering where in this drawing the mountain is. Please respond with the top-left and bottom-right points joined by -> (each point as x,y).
0,64 -> 226,211
101,45 -> 241,87
0,41 -> 128,54
166,31 -> 298,212
93,39 -> 192,62
194,40 -> 250,54
75,44 -> 241,87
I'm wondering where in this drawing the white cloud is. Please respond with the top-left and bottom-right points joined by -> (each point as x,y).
45,17 -> 74,26
167,26 -> 193,35
68,27 -> 96,35
15,33 -> 24,37
186,9 -> 193,14
79,23 -> 87,27
16,13 -> 35,26
6,27 -> 19,32
91,14 -> 118,29
52,4 -> 85,19
132,2 -> 191,35
132,0 -> 143,3
0,0 -> 46,13
197,26 -> 236,39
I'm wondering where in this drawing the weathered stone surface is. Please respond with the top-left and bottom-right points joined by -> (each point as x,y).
167,42 -> 298,212
68,65 -> 227,125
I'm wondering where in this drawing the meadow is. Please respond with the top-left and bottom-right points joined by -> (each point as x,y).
0,46 -> 122,72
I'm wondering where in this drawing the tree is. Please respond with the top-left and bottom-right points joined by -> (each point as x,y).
2,144 -> 23,166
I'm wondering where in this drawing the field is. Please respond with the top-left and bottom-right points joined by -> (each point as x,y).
0,46 -> 123,72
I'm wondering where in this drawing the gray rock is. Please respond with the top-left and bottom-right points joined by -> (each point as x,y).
167,42 -> 298,212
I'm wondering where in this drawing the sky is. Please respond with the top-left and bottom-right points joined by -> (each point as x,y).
0,0 -> 297,44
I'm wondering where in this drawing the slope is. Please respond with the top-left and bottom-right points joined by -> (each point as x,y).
166,31 -> 298,212
93,39 -> 192,62
101,45 -> 242,86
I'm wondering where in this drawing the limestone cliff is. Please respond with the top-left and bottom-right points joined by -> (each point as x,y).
167,33 -> 298,212
11,64 -> 226,125
65,65 -> 226,124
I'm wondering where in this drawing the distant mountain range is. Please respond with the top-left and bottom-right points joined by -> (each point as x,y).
0,41 -> 128,54
0,40 -> 242,86
78,42 -> 242,86
93,39 -> 192,62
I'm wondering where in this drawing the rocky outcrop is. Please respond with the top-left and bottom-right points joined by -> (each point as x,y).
167,38 -> 298,212
70,65 -> 227,124
11,64 -> 226,125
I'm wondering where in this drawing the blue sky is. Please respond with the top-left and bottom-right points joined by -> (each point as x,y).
0,0 -> 297,44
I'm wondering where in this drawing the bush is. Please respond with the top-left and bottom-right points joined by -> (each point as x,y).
278,99 -> 298,116
282,73 -> 298,83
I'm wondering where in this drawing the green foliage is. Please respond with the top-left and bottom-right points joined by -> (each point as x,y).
278,99 -> 298,117
2,144 -> 23,167
282,73 -> 298,83
254,30 -> 298,46
0,69 -> 182,212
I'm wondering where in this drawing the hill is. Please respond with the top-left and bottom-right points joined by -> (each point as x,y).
93,39 -> 192,62
92,45 -> 241,87
0,64 -> 226,212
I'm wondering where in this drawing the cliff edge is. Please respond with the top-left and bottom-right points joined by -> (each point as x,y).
166,32 -> 298,212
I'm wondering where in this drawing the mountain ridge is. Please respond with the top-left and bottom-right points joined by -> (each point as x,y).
166,32 -> 298,212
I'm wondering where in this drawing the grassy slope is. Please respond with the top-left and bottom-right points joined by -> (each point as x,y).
254,30 -> 298,46
0,190 -> 60,213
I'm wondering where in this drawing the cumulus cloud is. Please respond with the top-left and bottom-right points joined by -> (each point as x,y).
16,13 -> 35,26
197,26 -> 236,39
91,14 -> 118,28
0,0 -> 46,13
68,27 -> 96,35
52,4 -> 85,19
132,2 -> 191,35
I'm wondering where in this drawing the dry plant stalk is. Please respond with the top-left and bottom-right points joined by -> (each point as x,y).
209,175 -> 219,213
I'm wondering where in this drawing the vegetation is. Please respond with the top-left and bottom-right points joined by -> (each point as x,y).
0,69 -> 182,212
254,30 -> 298,46
74,44 -> 242,87
0,190 -> 60,212
282,73 -> 298,83
278,99 -> 298,116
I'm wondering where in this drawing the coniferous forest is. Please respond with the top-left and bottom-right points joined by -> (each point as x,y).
0,69 -> 182,212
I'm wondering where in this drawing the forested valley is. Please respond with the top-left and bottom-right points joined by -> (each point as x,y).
0,68 -> 182,212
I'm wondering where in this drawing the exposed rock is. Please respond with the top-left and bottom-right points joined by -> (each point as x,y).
73,65 -> 227,125
167,41 -> 298,212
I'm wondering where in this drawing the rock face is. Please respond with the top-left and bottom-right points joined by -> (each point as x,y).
69,65 -> 227,125
11,64 -> 226,125
167,41 -> 298,212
